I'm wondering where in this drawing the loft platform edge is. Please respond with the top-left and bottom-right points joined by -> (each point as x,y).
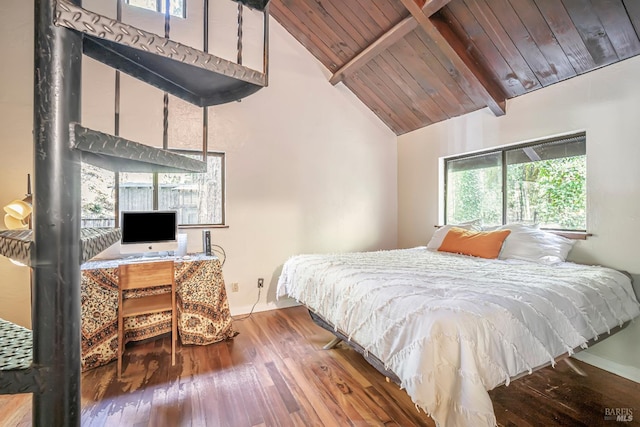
0,367 -> 45,395
0,230 -> 32,266
0,228 -> 122,266
55,0 -> 266,107
0,318 -> 44,395
0,318 -> 32,371
82,38 -> 265,106
71,124 -> 207,173
81,228 -> 122,263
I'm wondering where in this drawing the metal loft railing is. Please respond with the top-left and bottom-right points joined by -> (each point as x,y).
0,0 -> 270,425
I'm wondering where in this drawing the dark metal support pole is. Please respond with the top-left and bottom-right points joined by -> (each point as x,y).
115,0 -> 122,227
203,0 -> 209,162
203,0 -> 209,54
237,3 -> 243,65
162,0 -> 170,150
159,0 -> 171,209
33,0 -> 82,425
263,3 -> 269,85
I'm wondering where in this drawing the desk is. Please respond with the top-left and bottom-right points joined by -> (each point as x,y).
80,254 -> 235,371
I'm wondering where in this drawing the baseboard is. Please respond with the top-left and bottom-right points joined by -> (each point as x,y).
572,352 -> 640,383
229,299 -> 300,317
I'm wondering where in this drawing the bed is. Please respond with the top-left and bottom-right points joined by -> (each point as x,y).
276,241 -> 640,427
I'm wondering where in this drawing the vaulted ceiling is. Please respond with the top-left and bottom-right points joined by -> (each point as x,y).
270,0 -> 640,135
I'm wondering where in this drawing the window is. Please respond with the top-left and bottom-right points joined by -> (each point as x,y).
445,133 -> 586,231
81,152 -> 224,227
158,152 -> 224,226
446,151 -> 503,227
81,163 -> 116,228
125,0 -> 186,18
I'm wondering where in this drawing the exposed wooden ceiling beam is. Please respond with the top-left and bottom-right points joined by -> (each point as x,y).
330,0 -> 452,86
399,0 -> 506,116
421,0 -> 454,17
330,17 -> 417,85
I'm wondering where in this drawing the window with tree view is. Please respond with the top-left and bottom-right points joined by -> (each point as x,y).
445,133 -> 586,231
81,152 -> 224,227
125,0 -> 185,18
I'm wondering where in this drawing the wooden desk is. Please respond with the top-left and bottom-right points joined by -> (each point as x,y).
80,254 -> 235,371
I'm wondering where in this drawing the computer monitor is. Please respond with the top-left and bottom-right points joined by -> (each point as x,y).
120,210 -> 178,255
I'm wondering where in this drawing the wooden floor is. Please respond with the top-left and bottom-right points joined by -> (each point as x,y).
1,306 -> 638,426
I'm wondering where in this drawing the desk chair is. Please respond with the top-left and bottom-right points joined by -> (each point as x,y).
117,260 -> 176,378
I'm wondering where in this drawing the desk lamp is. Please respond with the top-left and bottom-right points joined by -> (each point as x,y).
3,174 -> 32,230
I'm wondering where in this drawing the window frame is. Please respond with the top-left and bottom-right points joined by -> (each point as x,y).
109,150 -> 225,228
159,150 -> 226,228
124,0 -> 187,19
444,132 -> 587,233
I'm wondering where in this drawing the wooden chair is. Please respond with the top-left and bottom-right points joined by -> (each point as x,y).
117,260 -> 176,378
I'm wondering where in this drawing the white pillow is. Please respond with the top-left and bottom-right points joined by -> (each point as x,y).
497,224 -> 575,264
482,223 -> 539,232
427,221 -> 480,251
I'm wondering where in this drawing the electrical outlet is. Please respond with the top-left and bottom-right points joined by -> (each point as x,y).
257,278 -> 264,288
231,282 -> 239,292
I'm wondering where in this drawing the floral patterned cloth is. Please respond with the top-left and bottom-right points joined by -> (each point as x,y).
80,254 -> 235,371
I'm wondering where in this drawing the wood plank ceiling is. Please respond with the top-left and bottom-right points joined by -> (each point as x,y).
270,0 -> 640,135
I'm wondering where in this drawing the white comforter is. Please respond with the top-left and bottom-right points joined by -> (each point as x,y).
276,248 -> 640,427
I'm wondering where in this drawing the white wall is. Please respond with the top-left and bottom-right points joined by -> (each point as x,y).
193,11 -> 398,314
0,0 -> 397,326
398,55 -> 640,382
0,0 -> 34,328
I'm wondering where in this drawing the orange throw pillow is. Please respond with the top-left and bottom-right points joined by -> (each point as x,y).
438,227 -> 511,259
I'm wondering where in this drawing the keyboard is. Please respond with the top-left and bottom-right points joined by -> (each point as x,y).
127,256 -> 167,263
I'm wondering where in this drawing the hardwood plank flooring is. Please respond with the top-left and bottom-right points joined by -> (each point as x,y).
1,306 -> 638,426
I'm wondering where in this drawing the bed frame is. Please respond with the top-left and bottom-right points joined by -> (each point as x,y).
308,270 -> 639,387
308,309 -> 631,386
308,310 -> 401,384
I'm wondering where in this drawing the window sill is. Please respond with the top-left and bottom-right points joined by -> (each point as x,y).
434,225 -> 591,240
543,230 -> 591,240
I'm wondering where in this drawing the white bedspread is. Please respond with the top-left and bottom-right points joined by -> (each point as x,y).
276,248 -> 640,427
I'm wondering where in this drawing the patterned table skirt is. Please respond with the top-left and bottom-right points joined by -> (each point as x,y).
80,255 -> 235,371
